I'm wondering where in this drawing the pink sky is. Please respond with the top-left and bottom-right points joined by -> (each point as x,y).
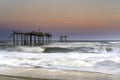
0,0 -> 120,40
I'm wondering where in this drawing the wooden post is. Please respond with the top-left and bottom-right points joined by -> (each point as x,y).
48,37 -> 50,43
21,34 -> 23,45
16,34 -> 18,45
26,35 -> 28,45
28,35 -> 30,46
30,35 -> 32,46
13,31 -> 15,45
49,37 -> 50,42
48,37 -> 49,43
50,36 -> 52,42
60,36 -> 62,42
46,36 -> 48,43
24,34 -> 27,46
34,35 -> 36,46
23,34 -> 25,45
37,36 -> 39,45
42,36 -> 44,44
39,36 -> 41,44
38,36 -> 41,45
65,36 -> 67,42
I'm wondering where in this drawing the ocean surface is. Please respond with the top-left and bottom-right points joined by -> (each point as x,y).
0,41 -> 120,74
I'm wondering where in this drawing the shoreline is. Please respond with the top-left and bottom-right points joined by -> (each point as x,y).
0,67 -> 120,80
0,75 -> 52,80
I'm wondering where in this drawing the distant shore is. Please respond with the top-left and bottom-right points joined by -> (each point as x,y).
0,67 -> 120,80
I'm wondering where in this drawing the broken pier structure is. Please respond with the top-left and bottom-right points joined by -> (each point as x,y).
12,31 -> 52,46
60,35 -> 68,42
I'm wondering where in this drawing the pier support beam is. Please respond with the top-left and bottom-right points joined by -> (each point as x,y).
30,35 -> 32,46
16,34 -> 18,45
23,34 -> 26,46
38,36 -> 41,45
21,34 -> 24,45
42,36 -> 44,44
34,35 -> 36,46
60,35 -> 68,42
13,31 -> 15,45
11,31 -> 52,46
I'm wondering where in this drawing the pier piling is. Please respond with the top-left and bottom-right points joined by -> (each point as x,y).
11,31 -> 52,46
60,35 -> 68,42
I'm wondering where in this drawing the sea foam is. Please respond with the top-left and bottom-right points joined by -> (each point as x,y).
0,41 -> 120,74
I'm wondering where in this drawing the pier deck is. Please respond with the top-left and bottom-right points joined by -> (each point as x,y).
11,31 -> 52,46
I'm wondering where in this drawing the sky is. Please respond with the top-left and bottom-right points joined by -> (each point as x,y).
0,0 -> 120,40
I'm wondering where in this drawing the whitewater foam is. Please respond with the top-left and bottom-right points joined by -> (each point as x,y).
0,41 -> 120,74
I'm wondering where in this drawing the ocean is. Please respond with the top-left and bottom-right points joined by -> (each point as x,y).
0,41 -> 120,74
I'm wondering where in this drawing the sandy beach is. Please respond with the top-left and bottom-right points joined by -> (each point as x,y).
0,75 -> 51,80
0,67 -> 119,80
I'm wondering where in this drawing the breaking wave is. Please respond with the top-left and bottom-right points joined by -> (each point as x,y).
1,41 -> 120,54
0,41 -> 120,74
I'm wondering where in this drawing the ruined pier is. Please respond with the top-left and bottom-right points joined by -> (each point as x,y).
60,35 -> 68,42
11,31 -> 52,46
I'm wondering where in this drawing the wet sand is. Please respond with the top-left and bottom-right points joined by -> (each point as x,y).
0,67 -> 120,80
0,75 -> 57,80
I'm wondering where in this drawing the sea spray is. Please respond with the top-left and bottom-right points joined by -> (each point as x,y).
0,41 -> 120,74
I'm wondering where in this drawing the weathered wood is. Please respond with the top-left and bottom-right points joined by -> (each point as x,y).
26,35 -> 28,45
30,35 -> 32,46
21,34 -> 23,45
16,34 -> 18,45
11,31 -> 52,46
34,35 -> 36,46
42,36 -> 44,44
60,35 -> 68,42
24,34 -> 26,45
13,31 -> 15,45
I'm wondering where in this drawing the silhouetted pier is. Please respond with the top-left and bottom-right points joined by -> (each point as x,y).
60,35 -> 68,42
11,31 -> 52,46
